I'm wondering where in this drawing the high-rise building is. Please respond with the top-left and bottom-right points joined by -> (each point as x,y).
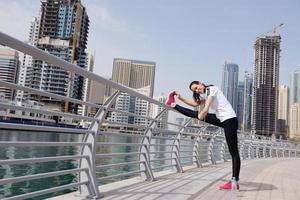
278,85 -> 289,138
252,35 -> 281,137
28,17 -> 40,45
78,52 -> 106,117
131,86 -> 151,125
85,81 -> 106,117
221,61 -> 239,113
109,86 -> 151,126
237,81 -> 244,130
109,58 -> 156,125
290,66 -> 300,105
150,94 -> 168,129
16,17 -> 40,102
27,0 -> 89,113
242,71 -> 253,131
112,58 -> 156,97
289,67 -> 300,138
0,48 -> 19,100
290,102 -> 300,139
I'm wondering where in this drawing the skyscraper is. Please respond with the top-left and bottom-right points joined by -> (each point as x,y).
16,17 -> 40,102
278,85 -> 289,138
221,61 -> 239,113
109,58 -> 156,125
290,66 -> 300,105
252,35 -> 281,137
27,0 -> 89,113
237,81 -> 244,130
151,94 -> 168,129
0,48 -> 19,100
289,67 -> 300,139
290,102 -> 300,139
109,86 -> 151,126
112,58 -> 156,97
78,52 -> 106,117
242,71 -> 253,132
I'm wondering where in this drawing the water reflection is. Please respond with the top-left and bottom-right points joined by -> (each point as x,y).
96,134 -> 142,184
0,130 -> 80,199
0,129 -> 184,199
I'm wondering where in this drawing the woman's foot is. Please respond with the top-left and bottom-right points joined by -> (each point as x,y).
219,180 -> 240,190
166,91 -> 176,106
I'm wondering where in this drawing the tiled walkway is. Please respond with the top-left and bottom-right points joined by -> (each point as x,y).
52,158 -> 300,200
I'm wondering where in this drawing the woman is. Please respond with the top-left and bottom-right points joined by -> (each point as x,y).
166,81 -> 241,190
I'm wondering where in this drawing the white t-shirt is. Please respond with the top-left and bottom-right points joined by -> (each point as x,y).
205,86 -> 236,122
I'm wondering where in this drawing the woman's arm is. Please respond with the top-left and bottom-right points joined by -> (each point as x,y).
198,96 -> 214,120
175,91 -> 201,107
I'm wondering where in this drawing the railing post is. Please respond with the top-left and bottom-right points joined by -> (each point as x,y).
238,136 -> 244,160
281,141 -> 284,158
139,109 -> 169,181
245,143 -> 250,160
263,143 -> 267,158
79,91 -> 120,199
268,146 -> 271,158
248,139 -> 253,160
220,130 -> 228,162
173,133 -> 183,172
193,126 -> 207,168
139,133 -> 154,181
256,143 -> 260,158
171,119 -> 192,173
270,143 -> 274,158
193,135 -> 202,168
208,134 -> 216,165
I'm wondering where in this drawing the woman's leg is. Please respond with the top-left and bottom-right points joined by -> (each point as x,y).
221,117 -> 240,181
204,113 -> 223,127
174,104 -> 199,118
174,104 -> 222,127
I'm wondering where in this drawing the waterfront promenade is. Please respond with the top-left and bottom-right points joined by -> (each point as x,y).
52,158 -> 300,200
1,32 -> 300,200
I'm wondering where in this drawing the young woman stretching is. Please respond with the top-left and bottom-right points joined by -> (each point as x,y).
166,81 -> 241,190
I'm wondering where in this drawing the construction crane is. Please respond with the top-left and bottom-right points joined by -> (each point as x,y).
272,23 -> 284,35
259,23 -> 284,37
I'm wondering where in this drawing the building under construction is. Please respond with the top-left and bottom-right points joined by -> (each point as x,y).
252,35 -> 281,137
26,0 -> 89,113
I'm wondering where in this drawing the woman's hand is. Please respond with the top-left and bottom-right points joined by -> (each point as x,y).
174,91 -> 181,99
198,111 -> 207,121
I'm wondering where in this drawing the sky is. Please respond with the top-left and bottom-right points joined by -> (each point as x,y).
0,0 -> 300,98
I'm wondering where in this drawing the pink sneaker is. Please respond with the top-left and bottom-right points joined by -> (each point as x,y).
219,180 -> 240,190
166,91 -> 176,106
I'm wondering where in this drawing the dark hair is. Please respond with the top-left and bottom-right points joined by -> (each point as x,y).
189,81 -> 214,102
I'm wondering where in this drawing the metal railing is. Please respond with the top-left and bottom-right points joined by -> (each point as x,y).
0,31 -> 299,199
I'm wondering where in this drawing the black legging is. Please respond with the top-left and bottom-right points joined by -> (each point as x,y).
174,104 -> 241,181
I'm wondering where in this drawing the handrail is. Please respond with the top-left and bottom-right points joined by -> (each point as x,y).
0,80 -> 101,108
0,31 -> 165,107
